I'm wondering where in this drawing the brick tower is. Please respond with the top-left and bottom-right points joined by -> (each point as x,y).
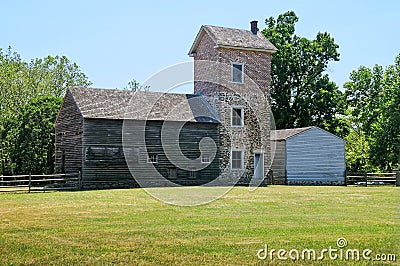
189,21 -> 277,184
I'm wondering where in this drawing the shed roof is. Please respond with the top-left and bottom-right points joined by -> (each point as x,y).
68,87 -> 220,123
271,126 -> 345,142
270,127 -> 313,141
189,25 -> 277,56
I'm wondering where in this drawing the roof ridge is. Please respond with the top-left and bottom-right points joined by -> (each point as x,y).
70,87 -> 198,97
271,126 -> 313,140
273,126 -> 313,132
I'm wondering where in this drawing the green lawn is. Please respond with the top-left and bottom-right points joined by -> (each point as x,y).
0,186 -> 398,265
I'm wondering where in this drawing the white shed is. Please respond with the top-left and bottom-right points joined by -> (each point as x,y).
271,126 -> 346,185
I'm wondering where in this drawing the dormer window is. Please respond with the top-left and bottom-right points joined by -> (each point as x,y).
232,63 -> 243,83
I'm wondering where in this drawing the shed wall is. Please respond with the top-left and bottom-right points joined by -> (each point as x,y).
271,140 -> 286,179
286,127 -> 345,185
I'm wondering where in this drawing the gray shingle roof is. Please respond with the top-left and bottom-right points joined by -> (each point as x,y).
189,25 -> 277,55
69,87 -> 220,123
270,127 -> 313,141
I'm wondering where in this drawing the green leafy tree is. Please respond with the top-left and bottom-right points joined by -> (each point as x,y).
10,96 -> 62,174
0,46 -> 92,175
344,65 -> 383,135
27,55 -> 92,97
123,78 -> 149,91
344,129 -> 375,173
344,54 -> 400,172
262,11 -> 346,136
368,55 -> 400,171
0,47 -> 27,125
0,47 -> 91,123
124,78 -> 141,91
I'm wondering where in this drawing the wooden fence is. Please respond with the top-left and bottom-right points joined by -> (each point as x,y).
346,171 -> 400,187
0,172 -> 81,193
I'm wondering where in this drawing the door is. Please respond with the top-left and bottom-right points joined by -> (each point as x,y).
254,153 -> 264,179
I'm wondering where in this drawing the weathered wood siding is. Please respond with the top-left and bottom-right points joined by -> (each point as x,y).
144,121 -> 221,185
55,89 -> 83,174
82,119 -> 133,186
285,127 -> 345,184
271,140 -> 286,178
82,119 -> 220,186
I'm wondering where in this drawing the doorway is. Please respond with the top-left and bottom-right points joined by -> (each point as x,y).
254,152 -> 264,179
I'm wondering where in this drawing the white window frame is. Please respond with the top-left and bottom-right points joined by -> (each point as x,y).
231,149 -> 244,170
201,154 -> 211,163
147,153 -> 158,164
231,62 -> 244,83
231,106 -> 244,127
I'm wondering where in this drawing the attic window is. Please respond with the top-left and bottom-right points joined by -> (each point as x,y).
232,63 -> 243,83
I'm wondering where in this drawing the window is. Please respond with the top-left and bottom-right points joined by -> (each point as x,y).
168,168 -> 177,179
231,150 -> 243,170
189,168 -> 196,178
232,107 -> 244,127
201,154 -> 211,163
232,63 -> 243,83
147,153 -> 158,163
85,146 -> 124,161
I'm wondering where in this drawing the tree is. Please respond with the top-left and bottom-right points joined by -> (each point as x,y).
370,55 -> 400,171
344,65 -> 383,135
0,47 -> 91,122
0,47 -> 27,126
27,55 -> 92,97
344,54 -> 400,172
262,11 -> 346,136
122,78 -> 149,91
124,79 -> 141,91
9,96 -> 62,174
344,129 -> 375,173
0,46 -> 92,175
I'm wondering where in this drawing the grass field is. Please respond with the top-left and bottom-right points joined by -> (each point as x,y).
0,186 -> 398,265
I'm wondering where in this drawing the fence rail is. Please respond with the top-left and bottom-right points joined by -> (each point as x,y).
346,171 -> 400,187
0,172 -> 81,193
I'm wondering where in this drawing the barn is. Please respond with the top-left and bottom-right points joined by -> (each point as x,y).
270,126 -> 346,185
55,87 -> 221,189
55,21 -> 278,188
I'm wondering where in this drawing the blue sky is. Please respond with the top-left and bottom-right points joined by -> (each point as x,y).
1,0 -> 399,91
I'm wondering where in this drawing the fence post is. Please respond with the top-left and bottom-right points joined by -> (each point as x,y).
364,172 -> 368,187
28,173 -> 32,193
344,171 -> 347,186
78,171 -> 82,190
396,170 -> 400,187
